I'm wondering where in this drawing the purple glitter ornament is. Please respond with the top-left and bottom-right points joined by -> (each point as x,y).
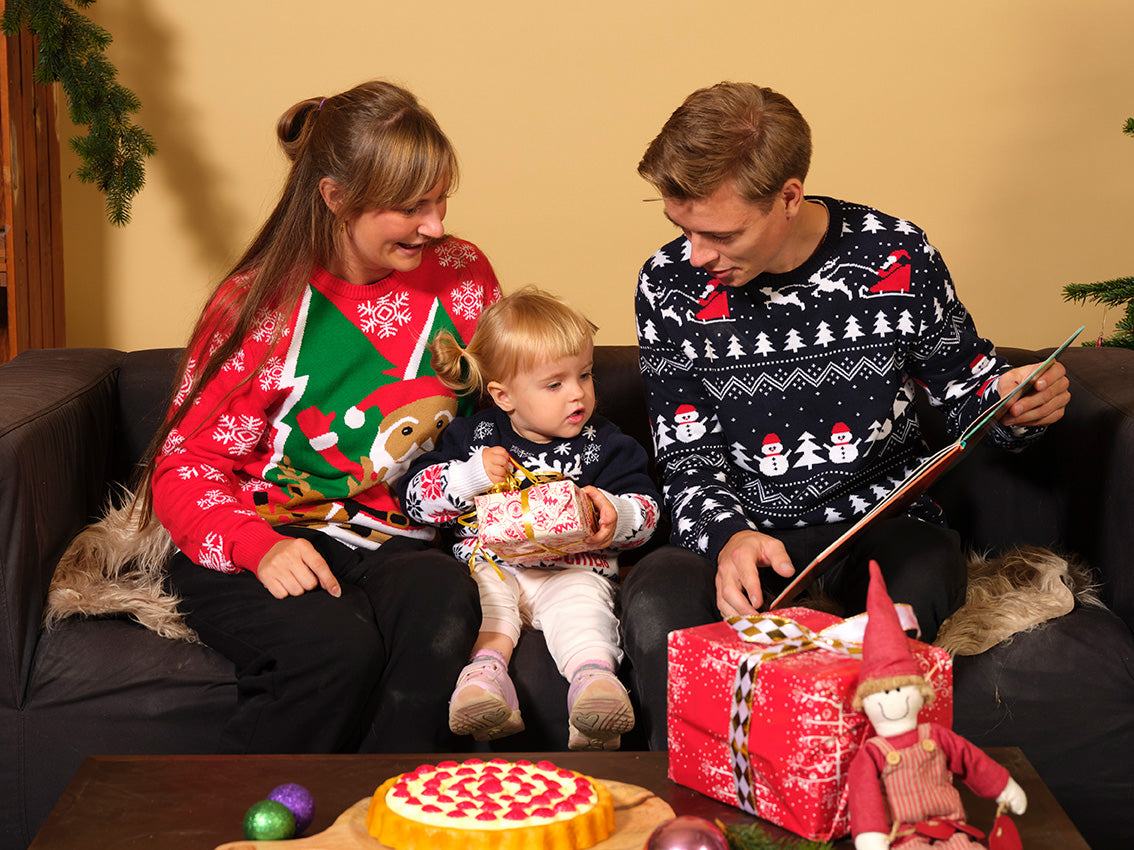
646,816 -> 730,850
267,782 -> 315,834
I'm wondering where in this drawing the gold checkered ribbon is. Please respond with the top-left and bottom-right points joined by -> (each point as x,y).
724,613 -> 863,817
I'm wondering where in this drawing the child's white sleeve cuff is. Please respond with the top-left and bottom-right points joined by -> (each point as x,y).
446,449 -> 496,502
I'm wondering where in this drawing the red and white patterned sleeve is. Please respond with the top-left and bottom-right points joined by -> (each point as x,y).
152,284 -> 290,574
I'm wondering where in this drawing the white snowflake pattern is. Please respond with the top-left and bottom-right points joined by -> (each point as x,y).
174,359 -> 196,407
449,280 -> 484,321
435,239 -> 480,269
197,489 -> 236,510
473,420 -> 495,442
198,531 -> 237,573
582,425 -> 598,441
250,308 -> 281,343
177,466 -> 199,480
583,441 -> 600,465
223,349 -> 246,373
162,429 -> 187,455
258,356 -> 284,391
213,414 -> 264,455
359,292 -> 412,337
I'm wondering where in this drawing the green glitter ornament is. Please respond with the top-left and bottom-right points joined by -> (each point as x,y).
243,799 -> 296,840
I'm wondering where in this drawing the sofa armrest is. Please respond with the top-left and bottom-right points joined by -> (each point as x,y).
928,345 -> 1134,630
0,348 -> 125,709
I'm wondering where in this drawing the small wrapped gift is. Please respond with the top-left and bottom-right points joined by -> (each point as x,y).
474,475 -> 596,564
667,607 -> 952,842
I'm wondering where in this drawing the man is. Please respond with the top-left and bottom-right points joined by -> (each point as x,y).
620,82 -> 1070,750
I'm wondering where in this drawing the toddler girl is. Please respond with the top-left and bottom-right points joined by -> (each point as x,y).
401,286 -> 661,749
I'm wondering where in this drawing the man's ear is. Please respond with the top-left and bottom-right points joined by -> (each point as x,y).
781,178 -> 805,216
487,381 -> 513,413
319,177 -> 344,215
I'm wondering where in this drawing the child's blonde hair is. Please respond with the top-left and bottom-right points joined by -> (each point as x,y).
431,286 -> 598,398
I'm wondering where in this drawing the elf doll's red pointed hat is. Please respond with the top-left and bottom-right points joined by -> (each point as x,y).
852,560 -> 932,710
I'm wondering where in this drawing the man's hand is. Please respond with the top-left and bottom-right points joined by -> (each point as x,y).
715,529 -> 795,616
257,538 -> 341,599
481,446 -> 514,485
997,360 -> 1070,427
581,486 -> 617,550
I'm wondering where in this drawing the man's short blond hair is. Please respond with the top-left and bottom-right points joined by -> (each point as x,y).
638,81 -> 812,206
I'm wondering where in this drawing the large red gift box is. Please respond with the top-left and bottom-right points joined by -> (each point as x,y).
667,607 -> 952,842
475,479 -> 596,564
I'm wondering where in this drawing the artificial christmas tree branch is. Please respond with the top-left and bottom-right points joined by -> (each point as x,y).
1061,118 -> 1134,350
2,0 -> 155,225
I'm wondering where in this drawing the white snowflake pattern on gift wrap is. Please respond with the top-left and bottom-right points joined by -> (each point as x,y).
196,489 -> 237,510
198,531 -> 237,573
258,356 -> 284,391
450,280 -> 485,321
435,239 -> 480,269
359,292 -> 412,337
213,414 -> 264,455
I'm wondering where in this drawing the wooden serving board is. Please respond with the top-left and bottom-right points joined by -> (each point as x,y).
216,778 -> 674,850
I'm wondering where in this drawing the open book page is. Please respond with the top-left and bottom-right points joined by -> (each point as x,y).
766,325 -> 1084,611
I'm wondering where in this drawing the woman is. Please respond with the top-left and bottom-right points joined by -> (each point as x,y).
145,80 -> 501,753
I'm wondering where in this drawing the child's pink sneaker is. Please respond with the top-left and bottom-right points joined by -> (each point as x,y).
448,650 -> 524,741
566,662 -> 634,750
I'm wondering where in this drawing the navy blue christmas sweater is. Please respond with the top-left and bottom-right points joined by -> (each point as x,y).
399,406 -> 661,578
636,196 -> 1044,563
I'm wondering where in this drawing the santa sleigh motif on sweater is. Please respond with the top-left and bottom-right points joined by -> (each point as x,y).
807,250 -> 915,299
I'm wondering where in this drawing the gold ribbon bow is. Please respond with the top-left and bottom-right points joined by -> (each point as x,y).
723,606 -> 918,817
459,455 -> 577,579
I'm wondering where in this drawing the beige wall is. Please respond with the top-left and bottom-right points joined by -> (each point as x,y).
61,0 -> 1131,352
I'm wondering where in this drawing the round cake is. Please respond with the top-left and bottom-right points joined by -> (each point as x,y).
365,758 -> 615,850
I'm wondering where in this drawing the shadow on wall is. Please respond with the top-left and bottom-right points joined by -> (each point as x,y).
100,0 -> 243,269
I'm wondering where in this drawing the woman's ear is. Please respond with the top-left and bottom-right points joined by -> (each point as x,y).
319,177 -> 344,215
487,381 -> 513,413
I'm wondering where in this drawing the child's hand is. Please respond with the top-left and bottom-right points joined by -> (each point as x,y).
581,486 -> 617,550
481,447 -> 514,484
257,538 -> 341,599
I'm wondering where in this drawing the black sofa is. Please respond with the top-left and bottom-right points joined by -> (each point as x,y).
2,343 -> 1132,849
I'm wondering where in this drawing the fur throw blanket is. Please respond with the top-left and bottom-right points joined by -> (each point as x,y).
45,493 -> 197,642
46,499 -> 1098,655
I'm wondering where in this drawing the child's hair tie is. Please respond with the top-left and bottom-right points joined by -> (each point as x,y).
318,97 -> 326,111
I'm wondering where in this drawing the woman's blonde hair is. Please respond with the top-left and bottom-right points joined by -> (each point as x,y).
430,286 -> 598,398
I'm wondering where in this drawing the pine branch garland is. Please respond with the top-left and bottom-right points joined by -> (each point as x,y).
2,0 -> 155,225
719,820 -> 834,850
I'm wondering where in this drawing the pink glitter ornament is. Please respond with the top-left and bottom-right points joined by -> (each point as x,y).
646,816 -> 730,850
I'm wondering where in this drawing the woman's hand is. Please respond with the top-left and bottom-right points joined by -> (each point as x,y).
257,538 -> 341,599
581,486 -> 618,550
481,446 -> 514,485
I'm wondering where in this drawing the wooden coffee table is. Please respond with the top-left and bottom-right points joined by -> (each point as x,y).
29,749 -> 1086,848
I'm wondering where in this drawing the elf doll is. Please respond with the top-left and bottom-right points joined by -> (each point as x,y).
848,561 -> 1028,850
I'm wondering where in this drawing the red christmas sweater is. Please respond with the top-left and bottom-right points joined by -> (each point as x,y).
152,237 -> 501,574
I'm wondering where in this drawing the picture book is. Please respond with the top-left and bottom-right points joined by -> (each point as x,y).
766,325 -> 1084,611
